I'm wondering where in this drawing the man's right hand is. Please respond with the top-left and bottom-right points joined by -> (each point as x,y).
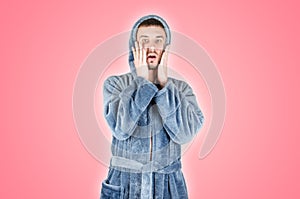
132,41 -> 152,82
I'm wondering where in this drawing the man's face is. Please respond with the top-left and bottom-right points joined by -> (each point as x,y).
136,25 -> 167,69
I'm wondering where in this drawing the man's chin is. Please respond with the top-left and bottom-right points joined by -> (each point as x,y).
147,64 -> 159,70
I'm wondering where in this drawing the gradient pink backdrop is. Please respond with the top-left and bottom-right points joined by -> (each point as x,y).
1,0 -> 299,198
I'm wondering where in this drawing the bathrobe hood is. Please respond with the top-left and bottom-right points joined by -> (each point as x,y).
128,14 -> 171,75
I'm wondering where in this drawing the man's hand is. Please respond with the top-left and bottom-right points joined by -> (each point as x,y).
132,41 -> 149,81
157,45 -> 170,87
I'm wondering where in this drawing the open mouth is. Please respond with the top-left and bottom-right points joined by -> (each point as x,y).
147,54 -> 157,63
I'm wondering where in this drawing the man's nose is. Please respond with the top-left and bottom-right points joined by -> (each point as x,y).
148,46 -> 155,52
144,41 -> 163,51
144,41 -> 157,50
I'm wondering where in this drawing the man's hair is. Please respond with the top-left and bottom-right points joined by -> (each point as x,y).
137,18 -> 164,28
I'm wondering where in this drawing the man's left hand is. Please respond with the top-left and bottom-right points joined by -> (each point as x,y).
157,45 -> 170,88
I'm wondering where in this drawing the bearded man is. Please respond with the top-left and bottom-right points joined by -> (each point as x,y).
100,14 -> 204,199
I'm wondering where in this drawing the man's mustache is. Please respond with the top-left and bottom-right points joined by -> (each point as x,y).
147,52 -> 158,58
146,49 -> 161,58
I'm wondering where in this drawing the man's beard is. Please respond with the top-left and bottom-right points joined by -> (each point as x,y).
147,51 -> 161,70
147,63 -> 159,70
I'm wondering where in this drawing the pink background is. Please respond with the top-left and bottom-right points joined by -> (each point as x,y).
1,0 -> 299,198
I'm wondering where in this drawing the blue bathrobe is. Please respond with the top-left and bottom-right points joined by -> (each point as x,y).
100,15 -> 204,199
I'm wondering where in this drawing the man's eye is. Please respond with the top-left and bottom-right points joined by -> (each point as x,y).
155,39 -> 162,44
142,39 -> 149,43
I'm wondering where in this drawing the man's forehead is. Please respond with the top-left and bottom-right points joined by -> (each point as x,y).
136,26 -> 166,37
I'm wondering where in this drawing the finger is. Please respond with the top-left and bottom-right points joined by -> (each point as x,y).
160,50 -> 167,67
131,46 -> 136,61
138,42 -> 143,65
159,52 -> 165,66
165,44 -> 170,51
135,41 -> 140,65
142,48 -> 147,65
163,45 -> 170,65
161,46 -> 169,76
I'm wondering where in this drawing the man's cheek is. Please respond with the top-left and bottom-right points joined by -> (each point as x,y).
156,50 -> 163,57
139,41 -> 145,49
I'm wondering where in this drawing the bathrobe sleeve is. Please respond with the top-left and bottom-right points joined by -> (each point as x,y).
103,75 -> 158,140
154,80 -> 205,144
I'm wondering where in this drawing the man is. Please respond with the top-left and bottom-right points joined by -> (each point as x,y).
100,15 -> 204,199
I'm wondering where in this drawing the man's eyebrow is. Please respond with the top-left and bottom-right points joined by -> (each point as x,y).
139,35 -> 149,38
155,36 -> 165,38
